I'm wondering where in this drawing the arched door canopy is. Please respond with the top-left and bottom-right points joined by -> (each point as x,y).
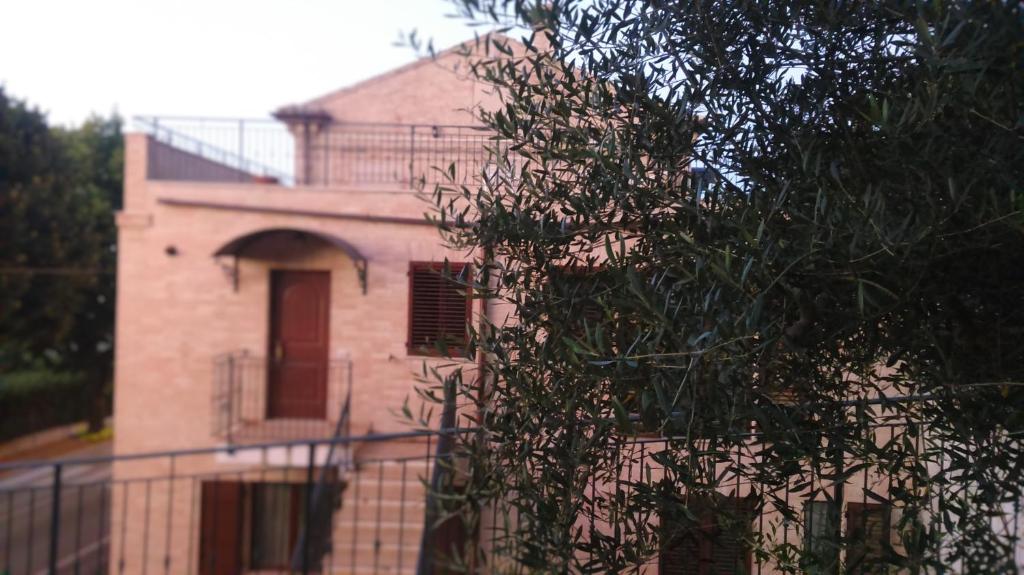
213,228 -> 368,293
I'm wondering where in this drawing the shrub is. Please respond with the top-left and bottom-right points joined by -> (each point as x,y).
0,369 -> 93,443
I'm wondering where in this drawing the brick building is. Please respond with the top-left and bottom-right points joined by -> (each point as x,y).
112,40 -> 504,575
103,35 -> 1024,575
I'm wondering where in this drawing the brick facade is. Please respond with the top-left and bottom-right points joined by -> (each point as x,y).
112,43 -> 501,574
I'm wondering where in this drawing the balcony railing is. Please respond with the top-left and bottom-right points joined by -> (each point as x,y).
135,116 -> 513,189
1,423 -> 1023,575
212,351 -> 351,443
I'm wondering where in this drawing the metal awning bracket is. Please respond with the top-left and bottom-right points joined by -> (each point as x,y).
355,259 -> 368,295
215,255 -> 240,292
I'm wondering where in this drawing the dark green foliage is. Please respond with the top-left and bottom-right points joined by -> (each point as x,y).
0,87 -> 120,432
0,369 -> 91,442
417,1 -> 1024,573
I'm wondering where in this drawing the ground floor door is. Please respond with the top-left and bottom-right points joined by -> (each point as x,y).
268,270 -> 330,419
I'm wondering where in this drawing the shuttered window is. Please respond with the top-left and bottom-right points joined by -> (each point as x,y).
550,264 -> 604,326
845,502 -> 891,575
408,262 -> 472,356
660,496 -> 755,575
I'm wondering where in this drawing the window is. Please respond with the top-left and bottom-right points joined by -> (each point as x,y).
803,500 -> 840,575
250,483 -> 307,570
408,262 -> 472,356
548,264 -> 606,343
659,496 -> 756,575
845,502 -> 891,575
199,481 -> 315,575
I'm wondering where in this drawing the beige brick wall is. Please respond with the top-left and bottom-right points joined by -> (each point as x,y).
302,46 -> 503,126
112,50 -> 496,572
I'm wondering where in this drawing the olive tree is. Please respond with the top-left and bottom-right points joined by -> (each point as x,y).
417,2 -> 1024,573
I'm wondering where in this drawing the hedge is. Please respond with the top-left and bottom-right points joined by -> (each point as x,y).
0,369 -> 94,443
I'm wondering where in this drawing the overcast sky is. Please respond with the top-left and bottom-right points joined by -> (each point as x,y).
0,0 -> 481,126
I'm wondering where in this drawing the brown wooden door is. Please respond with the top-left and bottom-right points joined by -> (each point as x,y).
268,270 -> 330,419
199,481 -> 244,575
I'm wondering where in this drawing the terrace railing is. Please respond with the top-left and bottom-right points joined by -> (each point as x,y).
136,116 -> 294,185
134,116 -> 513,189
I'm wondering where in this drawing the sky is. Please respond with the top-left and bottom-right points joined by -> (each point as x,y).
0,0 -> 483,127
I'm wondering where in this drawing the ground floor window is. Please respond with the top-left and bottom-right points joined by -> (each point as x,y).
802,499 -> 893,575
845,502 -> 891,575
659,496 -> 755,575
804,500 -> 841,574
199,480 -> 310,575
250,483 -> 307,570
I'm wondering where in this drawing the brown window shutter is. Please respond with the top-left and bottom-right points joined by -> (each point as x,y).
660,496 -> 756,575
845,502 -> 891,575
408,262 -> 472,356
199,481 -> 245,575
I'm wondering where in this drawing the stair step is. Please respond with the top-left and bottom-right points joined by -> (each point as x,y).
324,543 -> 421,573
335,520 -> 424,540
323,560 -> 411,568
338,502 -> 426,523
353,459 -> 432,480
343,486 -> 431,503
322,457 -> 439,574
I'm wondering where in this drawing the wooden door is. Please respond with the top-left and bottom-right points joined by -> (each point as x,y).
268,270 -> 330,419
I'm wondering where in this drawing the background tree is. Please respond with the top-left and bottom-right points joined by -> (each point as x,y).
0,87 -> 121,434
419,2 -> 1024,573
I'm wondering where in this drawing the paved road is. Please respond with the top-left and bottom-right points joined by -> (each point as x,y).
0,442 -> 111,575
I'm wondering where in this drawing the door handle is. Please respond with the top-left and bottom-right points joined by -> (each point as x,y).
273,341 -> 284,363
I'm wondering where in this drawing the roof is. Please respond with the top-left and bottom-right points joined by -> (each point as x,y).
273,34 -> 524,117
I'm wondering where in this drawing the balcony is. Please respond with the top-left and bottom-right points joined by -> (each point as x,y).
212,351 -> 351,443
135,115 -> 511,189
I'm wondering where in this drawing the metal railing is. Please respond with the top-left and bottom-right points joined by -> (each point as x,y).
0,430 -> 442,575
292,375 -> 352,573
134,116 -> 514,189
2,421 -> 1021,574
136,116 -> 294,185
212,352 -> 351,444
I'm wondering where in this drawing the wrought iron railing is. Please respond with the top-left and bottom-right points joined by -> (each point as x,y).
1,419 -> 1021,574
134,116 -> 515,189
291,375 -> 352,572
136,116 -> 294,185
0,431 -> 440,575
211,351 -> 351,443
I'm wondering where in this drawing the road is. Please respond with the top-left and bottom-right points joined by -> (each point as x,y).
0,441 -> 111,575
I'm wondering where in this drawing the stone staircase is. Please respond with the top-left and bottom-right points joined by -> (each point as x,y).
326,457 -> 431,574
